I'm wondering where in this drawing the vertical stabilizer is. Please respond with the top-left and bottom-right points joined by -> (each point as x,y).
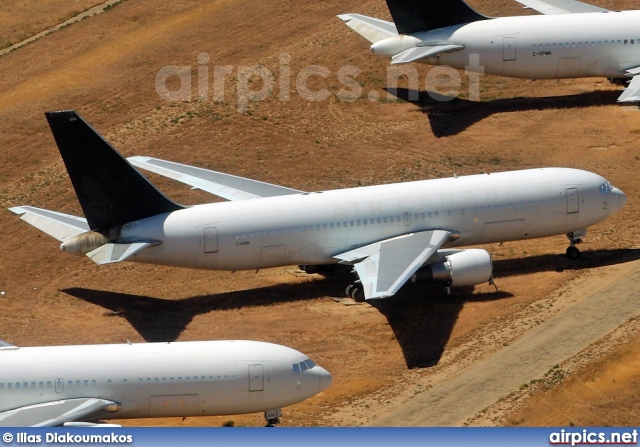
385,0 -> 490,34
45,111 -> 183,230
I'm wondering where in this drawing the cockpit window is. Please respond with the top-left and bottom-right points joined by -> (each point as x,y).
600,182 -> 614,194
303,359 -> 316,369
292,358 -> 316,374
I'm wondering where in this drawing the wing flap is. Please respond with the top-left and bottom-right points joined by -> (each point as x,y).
514,0 -> 608,14
129,156 -> 303,201
86,242 -> 159,265
335,229 -> 451,299
0,398 -> 119,427
8,206 -> 88,241
391,44 -> 464,65
338,13 -> 398,44
618,72 -> 640,103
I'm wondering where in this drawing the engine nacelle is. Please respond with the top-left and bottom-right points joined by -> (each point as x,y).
411,249 -> 493,288
370,35 -> 421,56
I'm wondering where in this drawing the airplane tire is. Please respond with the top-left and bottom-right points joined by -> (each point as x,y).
350,287 -> 364,302
566,246 -> 581,259
345,284 -> 354,297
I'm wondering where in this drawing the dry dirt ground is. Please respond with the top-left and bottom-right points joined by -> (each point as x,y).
0,0 -> 639,427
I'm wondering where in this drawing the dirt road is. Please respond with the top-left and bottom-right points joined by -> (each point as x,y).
370,259 -> 640,426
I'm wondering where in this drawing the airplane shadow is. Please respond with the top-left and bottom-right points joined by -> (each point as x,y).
62,247 -> 638,369
492,247 -> 640,278
386,88 -> 621,137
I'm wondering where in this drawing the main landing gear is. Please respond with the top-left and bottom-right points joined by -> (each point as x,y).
566,230 -> 586,259
345,281 -> 365,302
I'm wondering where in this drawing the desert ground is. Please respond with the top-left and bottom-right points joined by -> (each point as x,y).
0,0 -> 639,427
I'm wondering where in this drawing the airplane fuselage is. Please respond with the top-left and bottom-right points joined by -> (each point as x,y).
121,168 -> 623,270
0,341 -> 330,422
412,11 -> 640,79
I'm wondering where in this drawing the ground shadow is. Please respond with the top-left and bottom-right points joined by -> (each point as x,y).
493,247 -> 640,279
369,285 -> 513,368
387,88 -> 621,137
63,276 -> 345,343
63,247 -> 638,368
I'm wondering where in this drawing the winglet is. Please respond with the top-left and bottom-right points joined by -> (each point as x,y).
45,111 -> 184,230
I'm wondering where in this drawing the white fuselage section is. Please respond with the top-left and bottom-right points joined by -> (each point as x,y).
412,12 -> 640,79
0,341 -> 330,421
117,168 -> 624,270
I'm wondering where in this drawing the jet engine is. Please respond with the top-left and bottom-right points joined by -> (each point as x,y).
411,249 -> 492,287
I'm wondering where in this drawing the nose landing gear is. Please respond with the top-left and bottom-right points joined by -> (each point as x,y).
566,230 -> 586,259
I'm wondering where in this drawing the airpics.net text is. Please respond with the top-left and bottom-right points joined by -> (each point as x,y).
155,52 -> 485,112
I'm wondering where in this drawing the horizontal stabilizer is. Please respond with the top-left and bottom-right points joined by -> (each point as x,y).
391,44 -> 464,64
8,206 -> 88,241
0,398 -> 119,427
514,0 -> 608,14
129,156 -> 303,201
337,13 -> 398,43
335,229 -> 451,299
86,242 -> 159,265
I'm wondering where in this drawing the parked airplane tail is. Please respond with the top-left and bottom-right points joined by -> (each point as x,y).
385,0 -> 489,34
45,111 -> 184,230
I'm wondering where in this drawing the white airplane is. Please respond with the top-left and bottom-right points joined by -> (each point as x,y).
0,339 -> 331,426
10,111 -> 625,300
339,0 -> 640,103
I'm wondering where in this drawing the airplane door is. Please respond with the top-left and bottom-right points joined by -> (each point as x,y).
248,364 -> 264,392
503,37 -> 516,61
55,378 -> 63,393
204,227 -> 218,253
566,188 -> 579,214
403,212 -> 411,226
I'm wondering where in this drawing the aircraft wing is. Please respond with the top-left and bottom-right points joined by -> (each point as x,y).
8,206 -> 88,241
337,13 -> 398,44
617,69 -> 640,103
128,156 -> 304,201
0,398 -> 119,427
514,0 -> 608,14
334,229 -> 451,299
391,45 -> 464,65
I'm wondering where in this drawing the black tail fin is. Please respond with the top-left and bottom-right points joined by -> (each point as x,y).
386,0 -> 489,34
45,110 -> 184,230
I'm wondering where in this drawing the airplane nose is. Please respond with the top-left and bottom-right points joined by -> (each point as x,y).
612,187 -> 627,211
316,366 -> 332,392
